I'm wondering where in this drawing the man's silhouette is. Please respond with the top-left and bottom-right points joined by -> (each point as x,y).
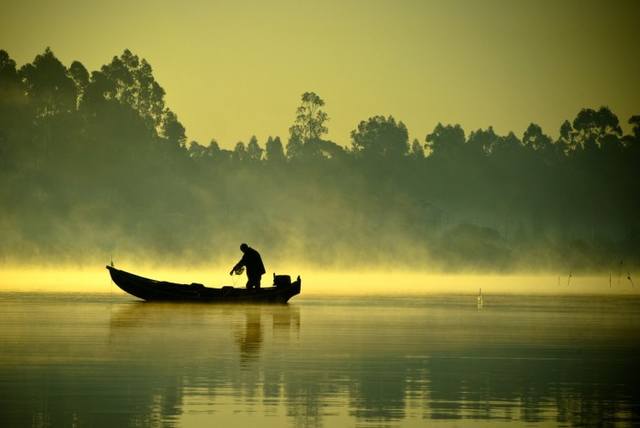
230,243 -> 266,289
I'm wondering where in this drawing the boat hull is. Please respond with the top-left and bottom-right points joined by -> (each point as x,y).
107,266 -> 301,303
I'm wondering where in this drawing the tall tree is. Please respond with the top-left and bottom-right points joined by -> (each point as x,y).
287,92 -> 329,159
265,136 -> 285,162
246,135 -> 264,161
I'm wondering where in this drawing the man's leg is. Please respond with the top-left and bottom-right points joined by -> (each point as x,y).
247,274 -> 259,289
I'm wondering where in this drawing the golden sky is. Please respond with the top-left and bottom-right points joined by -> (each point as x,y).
2,0 -> 638,148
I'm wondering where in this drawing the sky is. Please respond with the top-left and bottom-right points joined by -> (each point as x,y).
1,0 -> 639,149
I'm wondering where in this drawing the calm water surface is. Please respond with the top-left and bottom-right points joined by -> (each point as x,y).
0,292 -> 639,427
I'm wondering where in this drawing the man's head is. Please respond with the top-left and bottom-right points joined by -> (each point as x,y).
240,243 -> 248,252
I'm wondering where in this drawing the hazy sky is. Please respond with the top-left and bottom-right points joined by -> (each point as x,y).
2,0 -> 639,148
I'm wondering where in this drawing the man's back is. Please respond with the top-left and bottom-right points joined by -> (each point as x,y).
243,246 -> 266,275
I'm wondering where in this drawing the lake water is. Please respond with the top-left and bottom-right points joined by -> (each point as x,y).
1,292 -> 639,427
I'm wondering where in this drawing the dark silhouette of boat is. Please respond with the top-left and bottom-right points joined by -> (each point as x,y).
106,266 -> 301,303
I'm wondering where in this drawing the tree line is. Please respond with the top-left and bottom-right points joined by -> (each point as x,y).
1,48 -> 638,271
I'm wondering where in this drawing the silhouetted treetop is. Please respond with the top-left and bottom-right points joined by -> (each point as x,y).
523,123 -> 552,152
161,110 -> 187,149
68,61 -> 89,106
351,115 -> 408,158
573,107 -> 622,137
571,107 -> 623,153
628,116 -> 640,140
410,138 -> 425,159
425,123 -> 466,159
246,135 -> 264,161
467,126 -> 500,156
265,136 -> 285,162
287,92 -> 330,160
290,92 -> 328,142
19,47 -> 77,117
233,141 -> 247,162
84,49 -> 171,131
0,50 -> 23,105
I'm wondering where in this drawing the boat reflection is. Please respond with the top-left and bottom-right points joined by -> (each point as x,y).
109,302 -> 300,361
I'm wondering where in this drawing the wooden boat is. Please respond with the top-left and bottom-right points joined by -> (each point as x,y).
106,265 -> 301,303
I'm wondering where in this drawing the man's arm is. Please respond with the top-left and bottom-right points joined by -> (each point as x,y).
229,256 -> 246,275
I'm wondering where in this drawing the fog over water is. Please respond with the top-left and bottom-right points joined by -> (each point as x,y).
1,266 -> 637,296
1,49 -> 639,278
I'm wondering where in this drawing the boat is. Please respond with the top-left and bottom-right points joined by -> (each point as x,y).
106,265 -> 301,303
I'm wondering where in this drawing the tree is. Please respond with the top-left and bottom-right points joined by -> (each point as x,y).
629,115 -> 640,141
19,47 -> 77,117
425,123 -> 466,159
0,50 -> 23,106
233,141 -> 247,162
265,136 -> 285,162
307,139 -> 345,160
68,61 -> 89,108
289,92 -> 328,142
84,49 -> 166,131
187,141 -> 208,159
490,131 -> 526,165
557,120 -> 573,153
571,107 -> 622,152
287,92 -> 329,159
0,49 -> 26,120
623,116 -> 640,159
467,127 -> 498,156
523,123 -> 552,151
246,135 -> 263,161
0,50 -> 28,168
202,139 -> 232,161
522,123 -> 563,161
350,115 -> 408,157
410,139 -> 425,159
206,139 -> 223,159
161,109 -> 186,148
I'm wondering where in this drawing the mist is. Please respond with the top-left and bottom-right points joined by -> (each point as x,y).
1,48 -> 639,281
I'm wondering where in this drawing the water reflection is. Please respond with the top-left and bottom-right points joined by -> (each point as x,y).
0,294 -> 638,427
235,307 -> 262,364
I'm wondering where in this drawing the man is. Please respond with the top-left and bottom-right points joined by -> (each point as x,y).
230,243 -> 266,289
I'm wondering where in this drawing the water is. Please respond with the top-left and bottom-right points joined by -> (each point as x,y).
1,292 -> 639,427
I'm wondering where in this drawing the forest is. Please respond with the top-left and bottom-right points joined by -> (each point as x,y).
1,48 -> 638,272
